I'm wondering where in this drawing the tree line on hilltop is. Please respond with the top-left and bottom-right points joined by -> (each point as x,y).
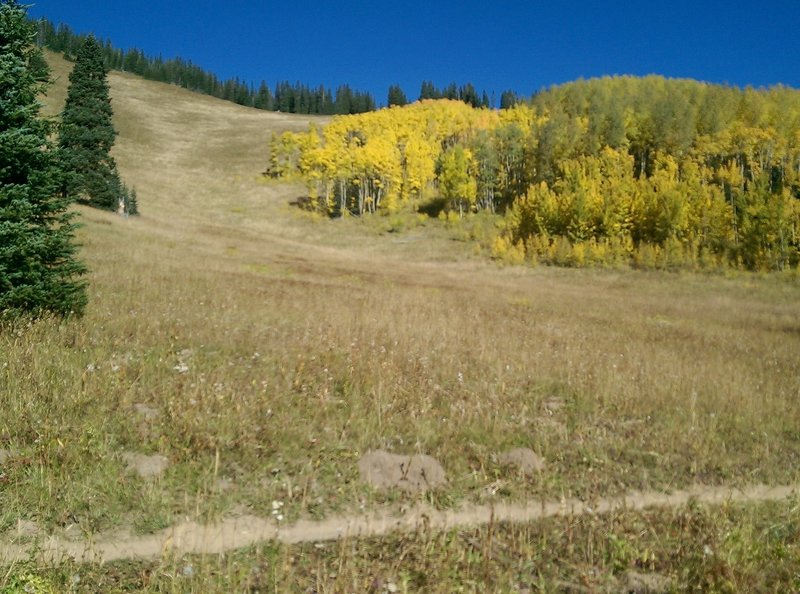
35,18 -> 377,115
35,18 -> 518,114
388,83 -> 521,110
269,76 -> 800,272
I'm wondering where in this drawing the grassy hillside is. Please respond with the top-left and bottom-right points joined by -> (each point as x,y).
1,52 -> 799,591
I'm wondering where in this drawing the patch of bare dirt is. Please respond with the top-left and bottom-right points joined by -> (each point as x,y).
624,570 -> 672,593
358,450 -> 447,493
5,520 -> 44,543
122,452 -> 169,479
555,570 -> 671,594
497,448 -> 544,475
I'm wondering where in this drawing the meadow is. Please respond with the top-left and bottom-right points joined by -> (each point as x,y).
1,52 -> 799,592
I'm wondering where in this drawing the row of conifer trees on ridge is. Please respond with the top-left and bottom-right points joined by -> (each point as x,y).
34,18 -> 519,114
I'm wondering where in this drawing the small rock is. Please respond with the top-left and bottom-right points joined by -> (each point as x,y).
358,450 -> 446,493
497,448 -> 544,475
122,452 -> 169,479
0,449 -> 14,464
625,570 -> 672,594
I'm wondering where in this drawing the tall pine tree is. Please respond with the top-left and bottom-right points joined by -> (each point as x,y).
0,0 -> 87,317
387,84 -> 407,107
59,34 -> 136,214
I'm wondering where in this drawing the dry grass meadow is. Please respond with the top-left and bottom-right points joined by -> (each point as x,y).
1,51 -> 800,592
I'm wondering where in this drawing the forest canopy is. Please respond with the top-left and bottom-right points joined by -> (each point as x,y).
269,76 -> 800,271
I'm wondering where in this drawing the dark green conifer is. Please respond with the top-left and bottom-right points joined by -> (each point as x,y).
0,0 -> 87,317
59,34 -> 134,213
387,84 -> 408,107
419,81 -> 437,100
499,90 -> 518,110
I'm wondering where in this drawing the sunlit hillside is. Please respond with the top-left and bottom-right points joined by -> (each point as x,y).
1,51 -> 799,592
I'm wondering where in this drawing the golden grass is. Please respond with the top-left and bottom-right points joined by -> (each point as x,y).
1,50 -> 800,589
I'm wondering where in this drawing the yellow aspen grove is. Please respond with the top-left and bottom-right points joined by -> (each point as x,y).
269,78 -> 800,271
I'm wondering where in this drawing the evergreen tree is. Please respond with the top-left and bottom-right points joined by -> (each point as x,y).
0,0 -> 87,317
388,84 -> 407,107
334,85 -> 354,114
443,82 -> 458,100
118,179 -> 138,216
499,90 -> 518,109
128,188 -> 138,216
459,83 -> 479,107
58,34 -> 133,213
419,81 -> 438,100
253,80 -> 273,110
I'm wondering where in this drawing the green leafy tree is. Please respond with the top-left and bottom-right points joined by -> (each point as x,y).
0,0 -> 87,317
58,34 -> 134,213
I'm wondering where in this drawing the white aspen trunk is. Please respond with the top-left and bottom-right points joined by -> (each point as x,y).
339,179 -> 347,214
358,180 -> 366,215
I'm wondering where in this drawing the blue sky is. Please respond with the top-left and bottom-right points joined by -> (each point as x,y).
29,1 -> 800,104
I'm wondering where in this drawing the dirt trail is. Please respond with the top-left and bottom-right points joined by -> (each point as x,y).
2,483 -> 796,564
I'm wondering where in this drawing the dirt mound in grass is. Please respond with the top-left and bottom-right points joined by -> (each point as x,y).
497,448 -> 544,475
122,452 -> 169,479
358,450 -> 447,492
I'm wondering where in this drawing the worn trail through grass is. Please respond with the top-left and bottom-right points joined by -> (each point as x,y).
2,483 -> 797,563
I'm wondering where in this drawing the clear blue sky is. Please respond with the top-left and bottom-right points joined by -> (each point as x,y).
29,1 -> 800,104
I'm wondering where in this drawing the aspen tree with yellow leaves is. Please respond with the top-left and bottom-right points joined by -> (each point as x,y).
437,145 -> 477,217
271,77 -> 800,271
